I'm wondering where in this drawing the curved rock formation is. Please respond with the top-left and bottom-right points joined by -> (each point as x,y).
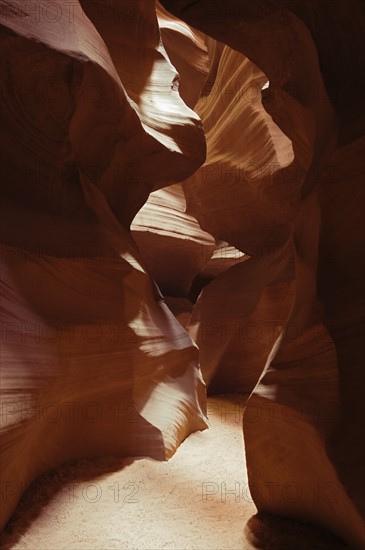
156,0 -> 209,109
1,0 -> 364,547
131,183 -> 215,297
161,1 -> 365,547
181,39 -> 297,394
0,0 -> 208,530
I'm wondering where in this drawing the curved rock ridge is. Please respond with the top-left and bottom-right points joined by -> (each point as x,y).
188,240 -> 248,301
181,40 -> 298,394
183,38 -> 296,253
161,1 -> 365,547
131,183 -> 215,297
200,240 -> 246,279
181,40 -> 298,396
1,0 -> 206,228
156,0 -> 209,109
0,0 -> 209,531
1,0 -> 364,547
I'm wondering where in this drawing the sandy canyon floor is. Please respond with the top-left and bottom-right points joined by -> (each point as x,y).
0,396 -> 348,550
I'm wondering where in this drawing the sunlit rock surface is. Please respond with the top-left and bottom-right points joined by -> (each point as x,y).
1,0 -> 364,548
131,184 -> 215,297
180,39 -> 297,396
156,0 -> 209,109
0,0 -> 208,530
161,1 -> 365,547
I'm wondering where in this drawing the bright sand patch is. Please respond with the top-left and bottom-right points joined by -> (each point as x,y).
1,396 -> 348,549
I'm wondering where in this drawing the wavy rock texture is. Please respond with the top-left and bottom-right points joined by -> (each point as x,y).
183,39 -> 297,395
131,183 -> 215,297
0,0 -> 208,530
1,0 -> 364,548
131,5 -> 214,300
156,0 -> 209,109
162,0 -> 365,547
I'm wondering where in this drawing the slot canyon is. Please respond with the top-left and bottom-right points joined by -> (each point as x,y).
0,1 -> 364,548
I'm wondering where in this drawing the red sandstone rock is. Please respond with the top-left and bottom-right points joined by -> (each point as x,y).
1,0 -> 364,547
0,0 -> 207,530
131,183 -> 215,297
162,1 -> 365,547
156,0 -> 209,109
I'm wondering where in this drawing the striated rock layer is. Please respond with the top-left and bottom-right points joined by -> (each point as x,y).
184,39 -> 297,394
162,0 -> 365,547
131,183 -> 215,297
156,0 -> 209,110
1,0 -> 364,547
0,0 -> 208,530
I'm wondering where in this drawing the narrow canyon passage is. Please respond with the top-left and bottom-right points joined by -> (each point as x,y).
1,1 -> 364,548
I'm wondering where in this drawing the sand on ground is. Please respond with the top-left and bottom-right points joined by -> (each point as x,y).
0,396 -> 348,549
